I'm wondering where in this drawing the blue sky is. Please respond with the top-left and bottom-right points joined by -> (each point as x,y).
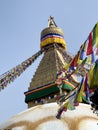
0,0 -> 98,124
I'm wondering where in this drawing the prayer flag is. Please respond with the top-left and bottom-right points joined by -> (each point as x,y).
96,23 -> 98,47
76,77 -> 84,102
79,43 -> 86,60
86,32 -> 93,55
69,52 -> 79,69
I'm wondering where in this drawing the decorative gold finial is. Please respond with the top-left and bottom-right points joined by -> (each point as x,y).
48,16 -> 57,27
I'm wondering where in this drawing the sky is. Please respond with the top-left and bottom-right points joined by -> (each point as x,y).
0,0 -> 98,124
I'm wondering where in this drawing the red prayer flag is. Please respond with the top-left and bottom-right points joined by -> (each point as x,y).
70,52 -> 79,68
86,32 -> 93,55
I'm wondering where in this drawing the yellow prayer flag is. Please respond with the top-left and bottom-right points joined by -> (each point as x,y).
76,84 -> 84,102
87,55 -> 92,64
64,63 -> 70,70
88,65 -> 94,88
96,23 -> 98,47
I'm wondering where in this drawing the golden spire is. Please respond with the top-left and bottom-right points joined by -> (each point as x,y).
40,17 -> 66,50
48,16 -> 57,27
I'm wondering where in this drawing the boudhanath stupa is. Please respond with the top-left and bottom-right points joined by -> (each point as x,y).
0,17 -> 98,130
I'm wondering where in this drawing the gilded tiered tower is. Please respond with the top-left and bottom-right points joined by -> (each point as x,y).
24,17 -> 79,108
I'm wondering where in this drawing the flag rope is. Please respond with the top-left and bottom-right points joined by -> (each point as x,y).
0,48 -> 44,91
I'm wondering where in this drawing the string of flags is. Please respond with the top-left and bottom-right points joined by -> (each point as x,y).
56,22 -> 98,119
56,62 -> 94,119
64,23 -> 98,72
0,49 -> 44,91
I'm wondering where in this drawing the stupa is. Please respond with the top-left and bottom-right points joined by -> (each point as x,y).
24,16 -> 80,108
